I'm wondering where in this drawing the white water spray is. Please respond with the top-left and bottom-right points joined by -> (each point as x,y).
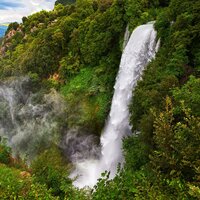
70,23 -> 159,188
0,77 -> 65,160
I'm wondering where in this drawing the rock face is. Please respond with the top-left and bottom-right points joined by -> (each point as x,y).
0,27 -> 23,57
6,29 -> 16,39
0,45 -> 7,57
20,171 -> 31,178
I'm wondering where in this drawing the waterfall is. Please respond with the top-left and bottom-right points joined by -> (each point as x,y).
122,25 -> 130,49
0,77 -> 65,161
70,23 -> 159,188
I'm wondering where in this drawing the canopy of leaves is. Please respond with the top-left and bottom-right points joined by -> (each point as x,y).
0,0 -> 199,199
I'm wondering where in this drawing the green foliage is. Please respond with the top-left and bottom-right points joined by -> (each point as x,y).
61,67 -> 114,134
130,0 -> 200,146
0,140 -> 11,165
173,76 -> 200,116
93,96 -> 200,199
0,0 -> 200,199
151,97 -> 200,181
123,135 -> 149,172
0,164 -> 56,199
5,22 -> 19,34
78,1 -> 124,65
93,1 -> 200,199
124,0 -> 169,30
0,0 -> 125,135
31,146 -> 88,199
55,0 -> 76,5
31,146 -> 70,197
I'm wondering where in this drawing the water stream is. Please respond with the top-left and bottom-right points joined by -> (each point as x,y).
0,23 -> 159,188
70,23 -> 159,188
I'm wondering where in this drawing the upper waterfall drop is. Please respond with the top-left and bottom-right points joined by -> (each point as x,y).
123,25 -> 130,49
100,23 -> 158,175
70,23 -> 159,188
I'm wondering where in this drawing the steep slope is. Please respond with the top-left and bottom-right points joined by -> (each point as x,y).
0,1 -> 126,135
0,0 -> 199,199
93,0 -> 200,199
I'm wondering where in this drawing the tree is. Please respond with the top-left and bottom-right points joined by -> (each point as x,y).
55,0 -> 76,5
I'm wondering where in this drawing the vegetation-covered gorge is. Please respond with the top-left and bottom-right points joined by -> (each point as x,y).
0,0 -> 199,199
94,0 -> 200,199
0,0 -> 127,198
0,0 -> 127,135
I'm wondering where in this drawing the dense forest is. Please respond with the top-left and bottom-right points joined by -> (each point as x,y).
0,0 -> 199,199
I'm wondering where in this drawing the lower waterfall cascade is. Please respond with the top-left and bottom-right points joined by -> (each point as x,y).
0,23 -> 160,189
69,23 -> 160,188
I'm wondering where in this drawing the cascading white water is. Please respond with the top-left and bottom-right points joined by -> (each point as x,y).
70,23 -> 159,188
123,25 -> 130,49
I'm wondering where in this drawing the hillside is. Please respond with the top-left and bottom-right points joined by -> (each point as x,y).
0,0 -> 199,199
55,0 -> 76,5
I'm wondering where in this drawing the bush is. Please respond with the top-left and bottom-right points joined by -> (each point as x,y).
31,146 -> 70,195
0,139 -> 11,164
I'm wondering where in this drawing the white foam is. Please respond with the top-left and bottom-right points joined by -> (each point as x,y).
70,24 -> 159,188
